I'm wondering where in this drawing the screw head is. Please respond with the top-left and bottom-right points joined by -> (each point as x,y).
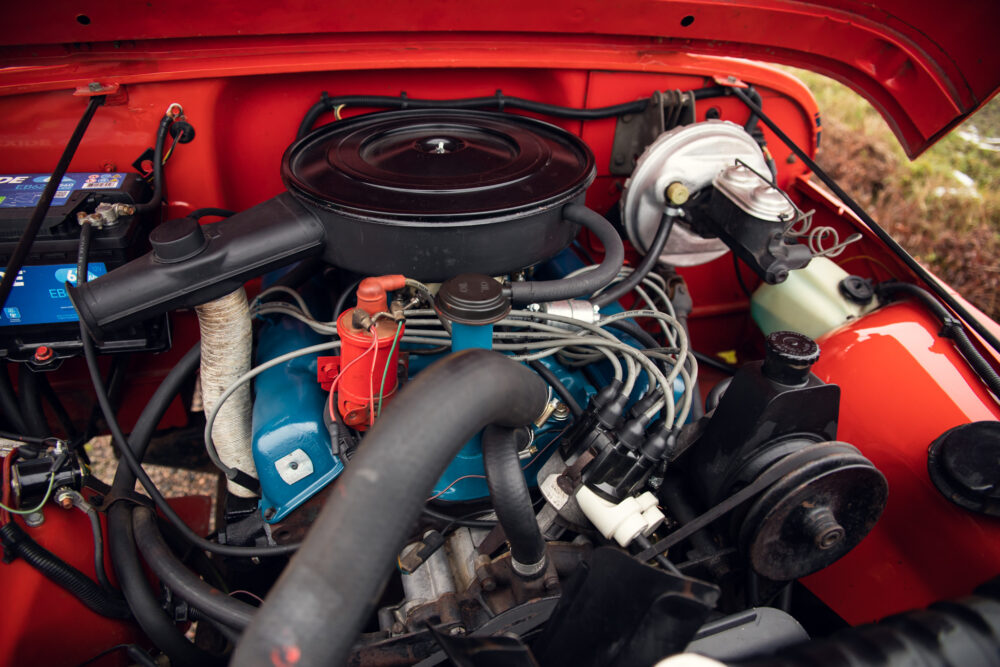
24,511 -> 45,527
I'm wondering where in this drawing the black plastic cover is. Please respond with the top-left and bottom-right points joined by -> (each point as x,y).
68,193 -> 325,334
283,109 -> 596,281
928,421 -> 1000,517
435,273 -> 510,325
283,109 -> 594,221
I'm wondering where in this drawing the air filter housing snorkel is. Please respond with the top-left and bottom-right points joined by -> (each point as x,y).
69,110 -> 596,333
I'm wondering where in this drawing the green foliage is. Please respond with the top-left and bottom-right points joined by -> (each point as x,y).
785,68 -> 1000,319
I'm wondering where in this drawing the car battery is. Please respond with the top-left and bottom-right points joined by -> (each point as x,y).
0,172 -> 169,363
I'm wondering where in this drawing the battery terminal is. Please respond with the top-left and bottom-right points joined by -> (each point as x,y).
77,202 -> 136,229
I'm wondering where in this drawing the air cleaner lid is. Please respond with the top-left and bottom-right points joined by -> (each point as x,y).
282,109 -> 595,223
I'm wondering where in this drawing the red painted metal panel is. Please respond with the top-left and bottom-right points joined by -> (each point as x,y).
803,302 -> 1000,624
2,1 -> 998,157
0,496 -> 211,667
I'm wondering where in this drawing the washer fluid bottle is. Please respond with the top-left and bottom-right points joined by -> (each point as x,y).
751,256 -> 877,340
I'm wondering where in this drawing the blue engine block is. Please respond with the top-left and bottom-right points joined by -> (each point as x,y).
251,251 -> 687,516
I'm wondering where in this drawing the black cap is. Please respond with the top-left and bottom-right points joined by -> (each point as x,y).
762,331 -> 820,385
928,421 -> 1000,517
150,217 -> 207,263
434,274 -> 511,326
839,275 -> 875,305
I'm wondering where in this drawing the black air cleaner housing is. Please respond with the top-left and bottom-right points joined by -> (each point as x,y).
69,110 -> 595,333
283,109 -> 595,280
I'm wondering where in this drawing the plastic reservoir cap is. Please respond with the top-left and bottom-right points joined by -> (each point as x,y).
762,331 -> 820,385
435,273 -> 510,325
928,421 -> 1000,517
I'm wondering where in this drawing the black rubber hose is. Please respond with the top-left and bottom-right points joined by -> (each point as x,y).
37,371 -> 78,440
17,369 -> 48,439
296,92 -> 650,139
79,501 -> 113,591
334,276 -> 363,319
877,282 -> 1000,397
134,115 -> 171,214
234,349 -> 548,667
0,363 -> 28,434
0,95 -> 104,310
0,522 -> 130,619
106,344 -> 220,667
509,204 -> 625,306
481,425 -> 547,575
739,577 -> 1000,667
694,350 -> 737,376
527,360 -> 583,417
592,212 -> 675,308
420,505 -> 497,530
132,506 -> 256,630
81,320 -> 297,557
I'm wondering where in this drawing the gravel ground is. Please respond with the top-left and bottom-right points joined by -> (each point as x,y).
86,435 -> 219,531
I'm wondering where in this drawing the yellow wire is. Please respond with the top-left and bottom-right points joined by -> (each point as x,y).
0,470 -> 55,515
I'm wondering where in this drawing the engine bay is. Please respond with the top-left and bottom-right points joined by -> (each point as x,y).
1,63 -> 1000,666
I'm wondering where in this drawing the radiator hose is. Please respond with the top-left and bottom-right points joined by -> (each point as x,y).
233,349 -> 548,667
482,424 -> 547,577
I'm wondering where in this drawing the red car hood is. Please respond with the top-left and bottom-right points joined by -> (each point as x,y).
3,0 -> 998,158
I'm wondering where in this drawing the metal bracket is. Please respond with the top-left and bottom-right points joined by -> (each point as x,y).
73,82 -> 128,106
609,90 -> 695,176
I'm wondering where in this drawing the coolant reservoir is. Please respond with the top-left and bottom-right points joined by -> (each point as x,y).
751,257 -> 875,339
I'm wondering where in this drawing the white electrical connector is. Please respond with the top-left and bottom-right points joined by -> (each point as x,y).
575,487 -> 665,547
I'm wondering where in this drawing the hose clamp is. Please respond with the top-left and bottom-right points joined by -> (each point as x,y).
511,555 -> 547,579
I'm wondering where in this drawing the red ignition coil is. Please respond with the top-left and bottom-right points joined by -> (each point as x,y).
322,275 -> 406,430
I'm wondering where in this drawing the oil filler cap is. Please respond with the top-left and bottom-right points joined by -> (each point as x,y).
928,421 -> 1000,517
435,273 -> 510,326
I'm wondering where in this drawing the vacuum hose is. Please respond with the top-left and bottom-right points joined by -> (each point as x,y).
234,349 -> 548,666
508,204 -> 625,306
106,345 -> 223,666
